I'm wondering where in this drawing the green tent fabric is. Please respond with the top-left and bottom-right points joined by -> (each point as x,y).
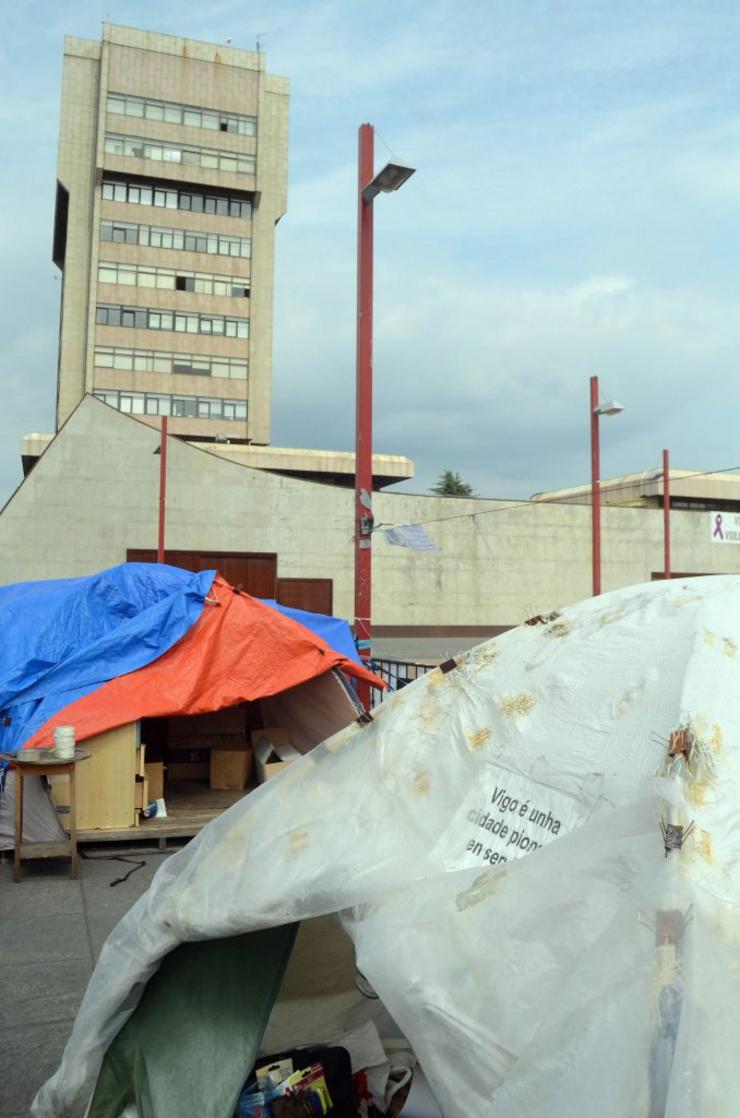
88,924 -> 298,1118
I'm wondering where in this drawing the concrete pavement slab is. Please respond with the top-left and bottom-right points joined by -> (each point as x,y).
0,912 -> 92,966
0,1021 -> 74,1117
0,955 -> 92,1028
1,849 -> 173,1115
0,860 -> 85,916
80,851 -> 171,955
79,849 -> 168,911
85,912 -> 129,959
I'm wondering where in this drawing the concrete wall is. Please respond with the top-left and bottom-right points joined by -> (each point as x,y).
55,37 -> 101,425
3,399 -> 740,626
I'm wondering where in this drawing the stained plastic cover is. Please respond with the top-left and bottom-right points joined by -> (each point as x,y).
32,576 -> 740,1117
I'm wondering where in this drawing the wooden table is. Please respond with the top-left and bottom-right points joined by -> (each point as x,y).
5,748 -> 91,882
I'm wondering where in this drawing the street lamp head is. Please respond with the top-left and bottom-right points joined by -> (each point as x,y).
594,400 -> 624,417
362,160 -> 416,203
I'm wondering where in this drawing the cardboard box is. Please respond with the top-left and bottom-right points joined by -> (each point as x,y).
251,728 -> 302,783
210,744 -> 253,791
168,746 -> 211,764
145,762 -> 164,799
167,762 -> 209,781
168,705 -> 247,746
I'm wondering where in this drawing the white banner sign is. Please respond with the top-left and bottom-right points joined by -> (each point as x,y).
710,511 -> 740,544
434,769 -> 586,871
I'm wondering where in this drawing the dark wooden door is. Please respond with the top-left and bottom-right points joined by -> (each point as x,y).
276,577 -> 333,615
128,549 -> 277,598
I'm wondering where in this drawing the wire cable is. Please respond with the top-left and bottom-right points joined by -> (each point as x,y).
375,462 -> 740,535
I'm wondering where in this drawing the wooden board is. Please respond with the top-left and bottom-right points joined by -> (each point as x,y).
74,723 -> 138,830
134,775 -> 149,811
78,780 -> 249,844
146,762 -> 164,799
19,840 -> 72,859
276,577 -> 333,615
127,549 -> 278,598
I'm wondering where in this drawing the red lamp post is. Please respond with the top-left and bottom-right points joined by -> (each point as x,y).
157,415 -> 168,564
589,376 -> 623,597
354,124 -> 415,707
663,448 -> 671,579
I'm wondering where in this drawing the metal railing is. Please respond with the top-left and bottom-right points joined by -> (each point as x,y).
371,659 -> 435,706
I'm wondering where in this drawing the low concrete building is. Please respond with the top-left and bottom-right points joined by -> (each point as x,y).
4,398 -> 740,657
533,469 -> 740,511
20,432 -> 414,490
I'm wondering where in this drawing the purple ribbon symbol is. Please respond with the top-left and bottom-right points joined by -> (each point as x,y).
714,514 -> 724,540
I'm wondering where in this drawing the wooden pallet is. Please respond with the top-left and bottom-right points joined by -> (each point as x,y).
77,780 -> 250,847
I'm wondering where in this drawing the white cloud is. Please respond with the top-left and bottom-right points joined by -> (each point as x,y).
4,0 -> 740,511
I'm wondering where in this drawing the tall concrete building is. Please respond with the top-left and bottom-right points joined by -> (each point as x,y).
53,23 -> 288,444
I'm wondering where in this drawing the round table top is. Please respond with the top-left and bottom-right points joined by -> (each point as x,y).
1,747 -> 92,766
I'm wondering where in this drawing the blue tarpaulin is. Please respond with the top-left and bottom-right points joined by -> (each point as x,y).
0,564 -> 214,752
259,600 -> 362,666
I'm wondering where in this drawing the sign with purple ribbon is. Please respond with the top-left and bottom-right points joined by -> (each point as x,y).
710,511 -> 740,544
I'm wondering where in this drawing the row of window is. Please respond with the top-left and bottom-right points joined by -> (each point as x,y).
95,347 -> 248,381
101,219 -> 251,258
95,303 -> 249,338
102,178 -> 252,218
105,134 -> 255,176
95,389 -> 247,420
107,92 -> 256,136
98,261 -> 249,298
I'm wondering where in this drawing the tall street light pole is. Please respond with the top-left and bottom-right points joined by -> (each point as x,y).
663,448 -> 671,580
157,415 -> 168,564
354,123 -> 415,708
590,375 -> 623,597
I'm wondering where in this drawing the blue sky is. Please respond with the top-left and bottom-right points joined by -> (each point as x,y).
2,0 -> 740,502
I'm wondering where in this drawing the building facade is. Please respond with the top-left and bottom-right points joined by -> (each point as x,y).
6,399 -> 740,658
53,23 -> 288,444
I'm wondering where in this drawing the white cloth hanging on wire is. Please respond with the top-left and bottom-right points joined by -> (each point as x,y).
382,524 -> 436,552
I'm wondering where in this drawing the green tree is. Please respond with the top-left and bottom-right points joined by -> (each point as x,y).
430,469 -> 474,497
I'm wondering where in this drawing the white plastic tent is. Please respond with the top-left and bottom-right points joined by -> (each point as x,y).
33,575 -> 740,1117
0,772 -> 66,850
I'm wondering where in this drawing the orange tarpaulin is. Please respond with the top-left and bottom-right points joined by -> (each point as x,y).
23,577 -> 382,749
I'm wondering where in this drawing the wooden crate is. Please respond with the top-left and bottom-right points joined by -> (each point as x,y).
52,723 -> 139,830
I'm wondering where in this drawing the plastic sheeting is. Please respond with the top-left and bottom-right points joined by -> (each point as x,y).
32,576 -> 740,1117
259,600 -> 363,666
23,576 -> 382,750
0,771 -> 67,851
87,926 -> 297,1118
0,564 -> 213,751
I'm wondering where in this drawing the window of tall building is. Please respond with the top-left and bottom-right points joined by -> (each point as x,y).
94,346 -> 248,380
101,179 -> 252,218
98,261 -> 250,298
107,93 -> 256,136
94,388 -> 247,420
104,134 -> 256,175
100,219 -> 251,258
95,303 -> 249,338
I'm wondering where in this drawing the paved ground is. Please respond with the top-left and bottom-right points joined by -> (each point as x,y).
0,845 -> 177,1117
372,636 -> 485,663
